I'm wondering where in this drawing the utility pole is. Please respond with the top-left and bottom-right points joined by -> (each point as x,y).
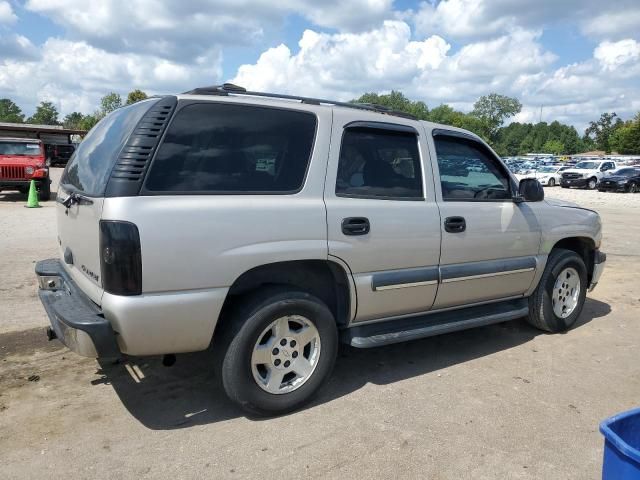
539,105 -> 543,123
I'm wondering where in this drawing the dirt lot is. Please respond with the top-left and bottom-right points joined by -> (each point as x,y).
1,169 -> 639,479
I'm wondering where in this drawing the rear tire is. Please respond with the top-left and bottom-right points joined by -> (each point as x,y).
526,248 -> 588,333
219,288 -> 338,416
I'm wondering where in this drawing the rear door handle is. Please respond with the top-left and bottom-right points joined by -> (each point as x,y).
342,217 -> 370,236
444,216 -> 466,233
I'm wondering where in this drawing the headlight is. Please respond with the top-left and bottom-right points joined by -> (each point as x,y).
618,180 -> 627,184
25,166 -> 34,175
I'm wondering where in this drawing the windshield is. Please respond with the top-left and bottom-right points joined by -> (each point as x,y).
0,141 -> 41,155
538,167 -> 557,173
574,161 -> 599,169
612,168 -> 639,177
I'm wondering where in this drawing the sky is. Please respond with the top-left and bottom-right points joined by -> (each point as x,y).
0,0 -> 639,132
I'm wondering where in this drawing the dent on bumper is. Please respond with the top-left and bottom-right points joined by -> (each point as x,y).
35,259 -> 120,358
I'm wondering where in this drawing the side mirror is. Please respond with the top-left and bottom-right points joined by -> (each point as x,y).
517,178 -> 544,202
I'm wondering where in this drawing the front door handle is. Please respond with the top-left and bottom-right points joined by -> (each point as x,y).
444,216 -> 466,233
342,217 -> 370,236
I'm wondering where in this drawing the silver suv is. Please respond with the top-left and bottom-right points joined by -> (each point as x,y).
36,84 -> 606,415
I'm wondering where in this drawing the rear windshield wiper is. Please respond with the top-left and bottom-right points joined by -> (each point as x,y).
58,192 -> 94,209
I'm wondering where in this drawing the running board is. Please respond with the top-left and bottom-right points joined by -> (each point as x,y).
343,298 -> 529,348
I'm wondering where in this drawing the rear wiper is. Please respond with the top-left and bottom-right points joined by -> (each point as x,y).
58,192 -> 94,211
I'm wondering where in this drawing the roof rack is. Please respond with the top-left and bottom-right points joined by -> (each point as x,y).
181,83 -> 418,120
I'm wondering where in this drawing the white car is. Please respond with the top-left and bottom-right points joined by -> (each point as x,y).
516,165 -> 564,187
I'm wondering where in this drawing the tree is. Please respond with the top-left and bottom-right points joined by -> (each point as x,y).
63,112 -> 85,130
352,91 -> 429,120
100,92 -> 122,116
126,89 -> 148,105
27,101 -> 60,125
471,93 -> 522,142
0,98 -> 25,123
542,139 -> 564,155
79,114 -> 99,131
610,113 -> 640,154
584,112 -> 623,154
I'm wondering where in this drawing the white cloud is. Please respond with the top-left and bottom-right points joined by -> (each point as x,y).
0,38 -> 221,116
231,21 -> 640,131
594,39 -> 640,71
232,21 -> 450,98
24,0 -> 393,61
0,34 -> 39,60
0,1 -> 16,24
413,0 -> 640,41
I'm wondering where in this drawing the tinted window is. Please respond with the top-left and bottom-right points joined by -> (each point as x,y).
335,128 -> 423,200
434,136 -> 511,201
144,103 -> 316,193
61,99 -> 157,196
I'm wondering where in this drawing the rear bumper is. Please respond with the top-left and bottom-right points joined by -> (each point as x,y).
589,250 -> 606,292
35,259 -> 120,358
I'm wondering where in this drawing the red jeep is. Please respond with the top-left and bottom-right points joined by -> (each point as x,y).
0,138 -> 51,201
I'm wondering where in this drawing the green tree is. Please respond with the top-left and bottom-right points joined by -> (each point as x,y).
542,139 -> 564,155
100,92 -> 123,116
27,101 -> 60,125
126,89 -> 148,105
79,114 -> 99,131
352,91 -> 429,120
63,112 -> 85,129
584,112 -> 623,154
470,93 -> 522,142
610,113 -> 640,154
0,98 -> 25,123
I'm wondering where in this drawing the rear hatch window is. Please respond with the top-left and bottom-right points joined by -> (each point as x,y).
143,102 -> 317,194
61,98 -> 159,196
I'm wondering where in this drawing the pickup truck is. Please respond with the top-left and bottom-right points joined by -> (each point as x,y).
560,160 -> 617,189
35,85 -> 606,415
0,137 -> 51,200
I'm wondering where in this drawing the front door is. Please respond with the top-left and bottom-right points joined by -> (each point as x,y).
325,111 -> 442,323
428,130 -> 542,309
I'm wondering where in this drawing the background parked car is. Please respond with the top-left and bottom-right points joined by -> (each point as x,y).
597,168 -> 640,193
515,165 -> 563,187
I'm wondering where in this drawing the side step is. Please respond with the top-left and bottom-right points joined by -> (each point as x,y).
343,298 -> 529,348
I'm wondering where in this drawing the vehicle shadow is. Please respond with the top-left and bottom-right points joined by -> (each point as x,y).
0,190 -> 57,202
97,297 -> 610,430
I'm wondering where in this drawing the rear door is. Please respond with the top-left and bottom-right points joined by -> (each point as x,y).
325,111 -> 441,322
57,99 -> 160,304
428,130 -> 541,309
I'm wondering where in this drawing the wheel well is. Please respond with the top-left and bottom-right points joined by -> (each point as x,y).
551,237 -> 596,281
219,260 -> 352,330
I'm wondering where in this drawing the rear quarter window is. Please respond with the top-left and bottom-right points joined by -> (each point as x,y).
61,99 -> 159,196
143,102 -> 317,194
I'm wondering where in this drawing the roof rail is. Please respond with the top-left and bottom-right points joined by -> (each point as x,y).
181,83 -> 418,120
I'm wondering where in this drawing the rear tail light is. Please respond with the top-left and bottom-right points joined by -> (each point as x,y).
99,220 -> 142,296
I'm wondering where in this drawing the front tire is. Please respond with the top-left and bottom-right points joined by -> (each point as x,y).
586,177 -> 597,190
629,183 -> 638,193
220,289 -> 338,416
526,248 -> 588,333
547,178 -> 555,187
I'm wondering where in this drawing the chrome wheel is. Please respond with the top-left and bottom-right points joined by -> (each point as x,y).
251,315 -> 321,395
552,267 -> 581,318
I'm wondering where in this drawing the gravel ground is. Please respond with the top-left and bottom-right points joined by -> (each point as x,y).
1,169 -> 639,479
